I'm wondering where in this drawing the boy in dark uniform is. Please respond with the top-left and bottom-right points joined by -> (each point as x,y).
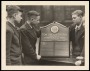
69,10 -> 85,58
6,5 -> 23,65
20,11 -> 41,65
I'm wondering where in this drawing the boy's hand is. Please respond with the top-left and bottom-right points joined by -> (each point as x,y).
37,54 -> 41,60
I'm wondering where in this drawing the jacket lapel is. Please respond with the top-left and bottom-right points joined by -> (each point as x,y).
75,25 -> 84,41
78,25 -> 84,39
25,23 -> 37,39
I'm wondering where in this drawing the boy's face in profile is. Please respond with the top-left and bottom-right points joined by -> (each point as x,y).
72,14 -> 82,26
31,16 -> 40,25
13,11 -> 22,24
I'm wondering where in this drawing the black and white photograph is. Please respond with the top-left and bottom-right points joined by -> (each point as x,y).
1,1 -> 89,70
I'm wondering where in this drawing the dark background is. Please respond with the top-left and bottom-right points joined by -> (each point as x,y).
18,5 -> 85,27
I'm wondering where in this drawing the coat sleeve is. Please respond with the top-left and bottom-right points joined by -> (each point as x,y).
36,29 -> 41,38
20,30 -> 37,60
6,30 -> 12,65
80,30 -> 85,57
69,24 -> 75,41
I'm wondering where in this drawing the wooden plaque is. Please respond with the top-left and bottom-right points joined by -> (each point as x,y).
39,22 -> 70,57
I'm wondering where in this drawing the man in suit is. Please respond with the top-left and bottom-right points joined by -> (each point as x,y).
69,10 -> 85,58
20,11 -> 41,65
6,5 -> 23,65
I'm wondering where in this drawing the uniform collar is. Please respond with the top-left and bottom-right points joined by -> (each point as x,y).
7,19 -> 15,27
26,21 -> 33,29
25,22 -> 34,30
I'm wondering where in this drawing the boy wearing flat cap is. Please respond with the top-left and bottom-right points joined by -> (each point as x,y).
6,5 -> 23,65
69,10 -> 85,58
20,11 -> 41,65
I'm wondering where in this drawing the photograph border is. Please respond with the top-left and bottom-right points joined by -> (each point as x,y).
1,1 -> 89,70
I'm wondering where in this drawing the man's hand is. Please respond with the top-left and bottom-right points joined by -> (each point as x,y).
37,54 -> 41,60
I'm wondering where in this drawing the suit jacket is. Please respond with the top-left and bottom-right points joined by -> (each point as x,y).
19,23 -> 41,64
6,21 -> 22,65
69,24 -> 85,57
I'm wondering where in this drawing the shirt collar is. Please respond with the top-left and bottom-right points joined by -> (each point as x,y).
26,21 -> 33,28
75,22 -> 82,30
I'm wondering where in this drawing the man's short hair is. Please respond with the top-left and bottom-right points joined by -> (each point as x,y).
6,5 -> 23,18
72,10 -> 84,17
27,11 -> 40,20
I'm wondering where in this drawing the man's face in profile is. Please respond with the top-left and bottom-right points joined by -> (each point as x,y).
72,14 -> 82,26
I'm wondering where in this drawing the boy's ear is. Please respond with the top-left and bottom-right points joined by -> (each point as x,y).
30,17 -> 33,20
12,13 -> 16,19
13,13 -> 18,18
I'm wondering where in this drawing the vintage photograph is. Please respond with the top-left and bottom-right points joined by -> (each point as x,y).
1,1 -> 89,70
